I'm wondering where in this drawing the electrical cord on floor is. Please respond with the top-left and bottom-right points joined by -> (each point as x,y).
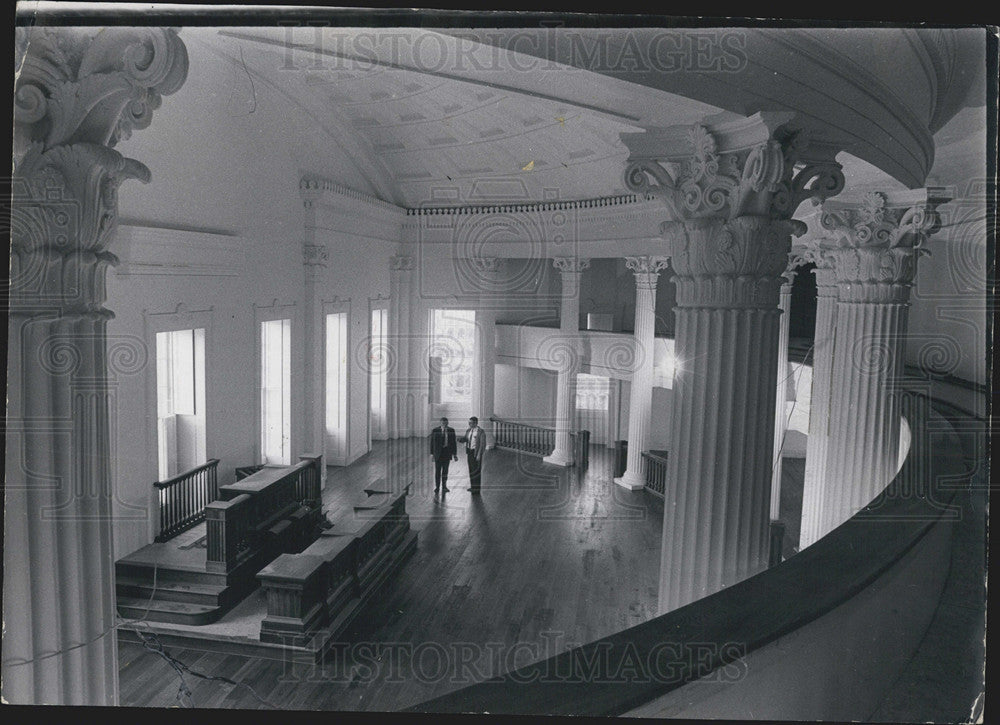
122,618 -> 278,709
113,559 -> 279,709
3,557 -> 277,709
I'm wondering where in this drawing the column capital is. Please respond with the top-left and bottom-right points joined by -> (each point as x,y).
391,254 -> 415,271
465,256 -> 507,289
821,189 -> 948,299
304,243 -> 328,268
789,237 -> 836,271
552,256 -> 591,275
12,27 -> 189,319
469,256 -> 506,273
14,27 -> 188,159
624,255 -> 670,288
621,112 -> 844,223
661,216 -> 797,308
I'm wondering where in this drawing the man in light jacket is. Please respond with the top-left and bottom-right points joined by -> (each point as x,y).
458,416 -> 486,495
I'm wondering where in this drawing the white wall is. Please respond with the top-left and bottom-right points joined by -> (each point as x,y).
494,363 -> 557,426
105,28 -> 400,557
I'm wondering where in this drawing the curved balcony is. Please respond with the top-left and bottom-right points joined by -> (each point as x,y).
406,357 -> 979,719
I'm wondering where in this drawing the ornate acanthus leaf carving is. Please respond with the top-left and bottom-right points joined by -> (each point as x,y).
552,257 -> 591,274
470,257 -> 506,274
303,244 -> 329,266
821,191 -> 940,251
661,216 -> 797,307
788,239 -> 836,271
14,26 -> 188,161
10,143 -> 150,313
624,256 -> 670,285
623,121 -> 844,224
391,254 -> 415,271
820,190 -> 944,291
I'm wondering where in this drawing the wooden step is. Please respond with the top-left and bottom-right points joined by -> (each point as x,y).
116,576 -> 227,607
116,596 -> 223,626
115,561 -> 228,587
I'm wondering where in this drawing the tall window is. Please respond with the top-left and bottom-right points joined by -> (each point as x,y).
430,308 -> 477,407
325,311 -> 348,460
261,318 -> 291,465
369,306 -> 389,441
155,328 -> 206,480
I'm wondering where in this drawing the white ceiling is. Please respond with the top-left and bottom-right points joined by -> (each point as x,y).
207,27 -> 728,207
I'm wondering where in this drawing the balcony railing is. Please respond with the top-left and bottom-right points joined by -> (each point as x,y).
154,459 -> 220,542
411,388 -> 969,717
641,450 -> 668,498
490,417 -> 590,466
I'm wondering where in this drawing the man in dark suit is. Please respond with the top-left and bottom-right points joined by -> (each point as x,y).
429,417 -> 458,494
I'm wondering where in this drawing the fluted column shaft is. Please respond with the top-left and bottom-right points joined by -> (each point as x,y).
769,276 -> 794,520
615,257 -> 668,490
658,217 -> 788,614
4,26 -> 188,705
821,290 -> 910,534
799,267 -> 839,548
619,112 -> 846,614
301,195 -> 327,458
388,255 -> 415,439
472,258 -> 504,448
544,258 -> 589,466
818,189 -> 940,536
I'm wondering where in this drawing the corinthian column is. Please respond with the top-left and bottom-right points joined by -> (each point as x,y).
819,189 -> 944,536
4,27 -> 188,705
798,240 -> 839,549
543,257 -> 590,466
388,254 -> 415,438
622,113 -> 845,613
470,258 -> 505,448
300,181 -> 328,461
614,256 -> 670,490
769,268 -> 795,521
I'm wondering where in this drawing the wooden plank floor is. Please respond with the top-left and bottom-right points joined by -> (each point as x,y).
118,442 -> 805,711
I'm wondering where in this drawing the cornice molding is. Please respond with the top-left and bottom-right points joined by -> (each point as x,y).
300,174 -> 405,216
404,193 -> 654,217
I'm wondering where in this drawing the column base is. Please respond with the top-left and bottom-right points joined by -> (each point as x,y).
543,450 -> 574,467
614,472 -> 645,491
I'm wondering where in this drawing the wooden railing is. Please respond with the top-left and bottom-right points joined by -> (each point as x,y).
294,454 -> 323,510
235,464 -> 265,481
490,417 -> 590,466
205,493 -> 254,573
642,451 -> 668,498
491,417 -> 555,456
205,455 -> 324,574
154,459 -> 220,542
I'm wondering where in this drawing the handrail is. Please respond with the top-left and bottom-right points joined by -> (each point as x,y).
153,458 -> 220,490
641,450 -> 668,499
489,416 -> 590,466
409,389 -> 969,716
205,456 -> 323,572
153,458 -> 220,542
